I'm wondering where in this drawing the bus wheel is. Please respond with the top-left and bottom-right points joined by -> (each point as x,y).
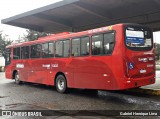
15,72 -> 22,84
56,75 -> 67,93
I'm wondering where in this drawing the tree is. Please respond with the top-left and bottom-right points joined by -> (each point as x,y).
24,30 -> 48,41
155,43 -> 160,60
0,31 -> 13,57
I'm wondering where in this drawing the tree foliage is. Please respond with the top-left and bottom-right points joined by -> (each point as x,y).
155,43 -> 160,60
0,31 -> 13,57
24,30 -> 48,41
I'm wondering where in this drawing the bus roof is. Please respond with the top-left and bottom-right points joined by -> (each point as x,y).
6,23 -> 124,48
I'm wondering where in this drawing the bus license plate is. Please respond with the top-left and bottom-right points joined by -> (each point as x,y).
140,69 -> 146,74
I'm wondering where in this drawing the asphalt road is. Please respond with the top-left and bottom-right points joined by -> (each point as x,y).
0,72 -> 160,119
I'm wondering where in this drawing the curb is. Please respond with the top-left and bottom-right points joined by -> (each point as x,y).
126,88 -> 160,96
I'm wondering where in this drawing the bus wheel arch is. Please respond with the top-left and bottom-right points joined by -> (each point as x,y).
12,70 -> 18,79
54,72 -> 68,93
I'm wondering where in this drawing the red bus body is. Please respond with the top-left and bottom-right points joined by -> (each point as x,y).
5,23 -> 155,90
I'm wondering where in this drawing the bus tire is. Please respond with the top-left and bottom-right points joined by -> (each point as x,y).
14,72 -> 22,84
56,75 -> 67,93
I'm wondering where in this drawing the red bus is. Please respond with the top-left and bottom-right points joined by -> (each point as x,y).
5,23 -> 155,93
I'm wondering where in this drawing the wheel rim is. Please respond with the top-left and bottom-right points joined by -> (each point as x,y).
57,78 -> 65,90
15,74 -> 19,83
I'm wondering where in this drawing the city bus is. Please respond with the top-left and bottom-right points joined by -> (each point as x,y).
5,23 -> 155,93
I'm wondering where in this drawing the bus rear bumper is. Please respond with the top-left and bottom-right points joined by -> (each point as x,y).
113,75 -> 155,90
123,75 -> 155,90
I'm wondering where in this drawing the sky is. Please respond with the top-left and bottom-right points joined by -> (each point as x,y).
0,0 -> 62,41
0,0 -> 160,43
153,32 -> 160,43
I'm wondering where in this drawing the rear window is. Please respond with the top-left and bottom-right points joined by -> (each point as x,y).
125,25 -> 153,51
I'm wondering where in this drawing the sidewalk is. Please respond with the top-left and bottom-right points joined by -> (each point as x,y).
128,71 -> 160,95
141,71 -> 160,90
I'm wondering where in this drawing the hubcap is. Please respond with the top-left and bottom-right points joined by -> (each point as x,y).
58,78 -> 65,90
15,74 -> 19,82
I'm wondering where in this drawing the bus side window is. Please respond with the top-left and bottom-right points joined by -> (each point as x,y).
81,37 -> 90,56
104,32 -> 115,54
92,34 -> 103,55
42,43 -> 49,58
31,44 -> 41,58
31,45 -> 35,58
55,40 -> 70,58
55,41 -> 63,57
72,38 -> 80,57
36,44 -> 41,58
63,40 -> 70,57
13,47 -> 20,59
48,42 -> 54,57
25,46 -> 29,59
42,42 -> 54,58
21,46 -> 29,59
21,47 -> 25,59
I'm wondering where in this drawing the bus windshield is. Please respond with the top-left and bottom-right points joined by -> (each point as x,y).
125,25 -> 153,51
